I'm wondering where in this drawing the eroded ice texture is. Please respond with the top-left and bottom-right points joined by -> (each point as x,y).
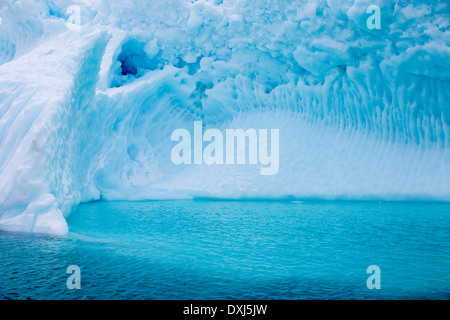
0,0 -> 449,234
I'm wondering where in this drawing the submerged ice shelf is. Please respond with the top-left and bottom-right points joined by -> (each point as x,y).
0,0 -> 449,235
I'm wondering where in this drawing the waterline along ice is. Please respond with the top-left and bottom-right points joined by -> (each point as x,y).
0,0 -> 449,303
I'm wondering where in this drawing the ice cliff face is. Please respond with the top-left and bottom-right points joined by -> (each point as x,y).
0,0 -> 449,234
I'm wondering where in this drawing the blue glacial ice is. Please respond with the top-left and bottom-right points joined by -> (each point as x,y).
0,0 -> 449,235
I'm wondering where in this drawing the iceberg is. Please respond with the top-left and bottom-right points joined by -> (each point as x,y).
0,0 -> 449,235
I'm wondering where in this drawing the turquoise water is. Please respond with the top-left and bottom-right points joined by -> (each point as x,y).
1,200 -> 449,299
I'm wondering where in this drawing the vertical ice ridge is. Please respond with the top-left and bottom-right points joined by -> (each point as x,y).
0,29 -> 110,235
48,31 -> 111,218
